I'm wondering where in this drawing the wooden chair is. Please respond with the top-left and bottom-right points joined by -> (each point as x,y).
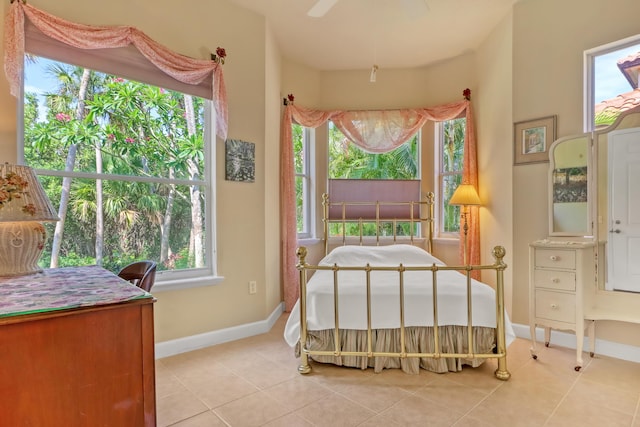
117,261 -> 157,292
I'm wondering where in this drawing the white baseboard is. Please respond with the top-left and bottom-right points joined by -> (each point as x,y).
155,311 -> 640,364
155,302 -> 284,359
512,323 -> 640,363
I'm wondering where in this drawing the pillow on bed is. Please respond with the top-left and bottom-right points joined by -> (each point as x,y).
319,244 -> 445,267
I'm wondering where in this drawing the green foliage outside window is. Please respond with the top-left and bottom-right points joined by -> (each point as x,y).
24,57 -> 207,273
292,124 -> 306,233
327,122 -> 419,237
441,118 -> 466,234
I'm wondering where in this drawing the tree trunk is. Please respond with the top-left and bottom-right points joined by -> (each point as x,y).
95,143 -> 104,266
183,95 -> 204,268
160,168 -> 175,265
50,68 -> 91,268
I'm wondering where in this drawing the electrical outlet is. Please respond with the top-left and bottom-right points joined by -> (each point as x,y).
249,281 -> 257,294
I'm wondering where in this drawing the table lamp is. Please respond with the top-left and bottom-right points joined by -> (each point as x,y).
0,164 -> 59,276
449,183 -> 481,265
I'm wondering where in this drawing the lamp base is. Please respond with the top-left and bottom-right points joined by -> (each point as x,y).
0,221 -> 47,276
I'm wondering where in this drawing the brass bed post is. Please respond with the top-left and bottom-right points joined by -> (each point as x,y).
375,201 -> 380,246
426,192 -> 435,253
431,267 -> 441,356
296,247 -> 312,374
365,266 -> 373,357
341,203 -> 346,247
332,265 -> 341,357
398,266 -> 406,358
466,267 -> 474,359
409,201 -> 414,245
492,246 -> 511,380
322,194 -> 330,256
393,218 -> 398,243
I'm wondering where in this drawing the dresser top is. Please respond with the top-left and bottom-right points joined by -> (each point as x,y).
0,265 -> 150,318
531,238 -> 596,248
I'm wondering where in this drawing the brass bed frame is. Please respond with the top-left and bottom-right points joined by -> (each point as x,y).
295,192 -> 510,380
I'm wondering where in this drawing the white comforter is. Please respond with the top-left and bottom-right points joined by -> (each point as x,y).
284,244 -> 515,347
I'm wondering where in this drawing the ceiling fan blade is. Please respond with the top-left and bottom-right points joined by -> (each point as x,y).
307,0 -> 339,18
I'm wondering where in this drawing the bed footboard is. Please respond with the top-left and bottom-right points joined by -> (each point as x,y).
295,246 -> 510,381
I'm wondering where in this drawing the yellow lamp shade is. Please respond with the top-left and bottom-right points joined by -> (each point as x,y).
449,184 -> 481,206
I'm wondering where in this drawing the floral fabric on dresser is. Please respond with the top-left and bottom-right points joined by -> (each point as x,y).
0,266 -> 150,317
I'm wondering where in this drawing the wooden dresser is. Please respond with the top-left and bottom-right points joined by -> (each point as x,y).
0,266 -> 156,426
529,239 -> 596,371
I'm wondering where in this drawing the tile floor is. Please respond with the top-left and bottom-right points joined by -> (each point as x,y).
156,314 -> 640,426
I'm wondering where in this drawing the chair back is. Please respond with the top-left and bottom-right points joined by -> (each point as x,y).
117,261 -> 157,292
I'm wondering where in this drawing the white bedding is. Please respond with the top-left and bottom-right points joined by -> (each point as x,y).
284,244 -> 515,347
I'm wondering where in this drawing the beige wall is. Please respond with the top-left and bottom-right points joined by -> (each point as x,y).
475,11 -> 514,315
512,0 -> 640,345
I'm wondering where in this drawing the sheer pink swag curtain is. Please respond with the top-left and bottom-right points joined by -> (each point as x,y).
280,92 -> 480,311
4,1 -> 228,139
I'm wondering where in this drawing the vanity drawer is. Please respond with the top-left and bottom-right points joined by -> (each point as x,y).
534,249 -> 576,270
535,290 -> 576,323
533,269 -> 575,291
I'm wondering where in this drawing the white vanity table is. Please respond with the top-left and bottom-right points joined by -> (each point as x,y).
529,106 -> 640,370
529,239 -> 595,371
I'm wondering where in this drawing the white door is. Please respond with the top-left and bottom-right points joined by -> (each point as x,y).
607,127 -> 640,292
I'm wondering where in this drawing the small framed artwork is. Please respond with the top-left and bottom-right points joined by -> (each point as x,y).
225,139 -> 255,182
513,115 -> 557,165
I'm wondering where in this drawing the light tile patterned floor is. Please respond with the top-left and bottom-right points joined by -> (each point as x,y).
156,314 -> 640,426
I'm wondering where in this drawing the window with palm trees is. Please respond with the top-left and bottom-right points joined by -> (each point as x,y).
438,118 -> 466,236
292,123 -> 313,238
23,56 -> 213,279
327,121 -> 420,237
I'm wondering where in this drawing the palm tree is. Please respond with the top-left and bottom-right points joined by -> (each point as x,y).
39,64 -> 100,267
25,58 -> 207,271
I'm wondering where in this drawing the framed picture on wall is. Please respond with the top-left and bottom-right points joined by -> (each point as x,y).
225,139 -> 255,182
513,115 -> 557,165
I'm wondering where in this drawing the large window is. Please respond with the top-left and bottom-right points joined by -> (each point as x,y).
327,121 -> 420,237
436,118 -> 466,237
23,55 -> 215,283
585,35 -> 640,131
292,123 -> 314,238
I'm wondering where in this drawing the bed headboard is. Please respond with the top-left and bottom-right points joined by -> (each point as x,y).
323,179 -> 434,255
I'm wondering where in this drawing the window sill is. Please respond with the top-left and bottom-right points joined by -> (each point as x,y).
151,275 -> 225,292
298,237 -> 322,246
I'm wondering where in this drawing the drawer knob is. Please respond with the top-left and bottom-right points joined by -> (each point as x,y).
551,277 -> 560,283
549,255 -> 559,261
550,303 -> 558,309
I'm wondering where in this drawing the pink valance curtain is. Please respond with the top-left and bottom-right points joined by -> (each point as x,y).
4,1 -> 228,140
280,96 -> 480,311
331,110 -> 426,153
